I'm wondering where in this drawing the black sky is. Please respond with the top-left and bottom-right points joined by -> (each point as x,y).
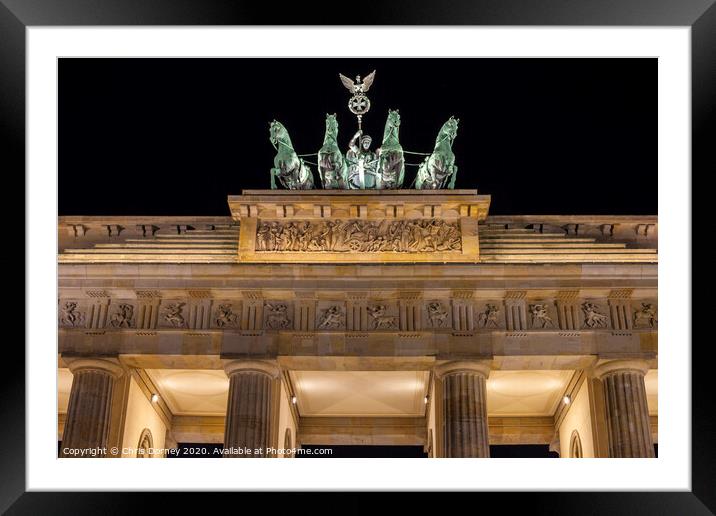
58,58 -> 656,216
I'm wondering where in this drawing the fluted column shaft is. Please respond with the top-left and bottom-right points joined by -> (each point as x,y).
61,358 -> 124,458
437,361 -> 491,458
595,360 -> 654,458
223,360 -> 279,458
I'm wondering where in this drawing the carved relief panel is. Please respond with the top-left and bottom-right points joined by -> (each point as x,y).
158,300 -> 188,329
107,301 -> 137,329
365,302 -> 399,330
580,299 -> 609,329
316,301 -> 347,331
632,300 -> 657,329
474,301 -> 505,330
527,300 -> 557,330
59,300 -> 88,328
255,219 -> 462,253
423,300 -> 452,330
263,301 -> 293,330
211,301 -> 242,329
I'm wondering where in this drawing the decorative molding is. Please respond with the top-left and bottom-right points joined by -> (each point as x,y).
85,290 -> 109,298
556,290 -> 580,300
135,290 -> 161,299
188,290 -> 211,298
241,290 -> 263,300
608,289 -> 633,299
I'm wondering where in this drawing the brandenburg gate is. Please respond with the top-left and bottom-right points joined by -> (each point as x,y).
57,189 -> 658,458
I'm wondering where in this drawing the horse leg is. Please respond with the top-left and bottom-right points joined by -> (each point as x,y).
448,165 -> 458,189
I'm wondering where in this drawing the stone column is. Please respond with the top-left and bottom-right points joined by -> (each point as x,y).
594,359 -> 654,458
435,361 -> 491,458
60,357 -> 124,458
223,360 -> 280,458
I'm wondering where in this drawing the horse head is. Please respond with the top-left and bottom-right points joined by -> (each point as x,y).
382,109 -> 401,144
438,116 -> 459,145
269,120 -> 289,147
323,113 -> 339,144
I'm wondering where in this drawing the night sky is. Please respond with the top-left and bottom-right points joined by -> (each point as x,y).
59,58 -> 656,216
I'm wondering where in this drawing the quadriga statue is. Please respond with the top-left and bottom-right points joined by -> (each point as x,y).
416,116 -> 459,190
269,120 -> 314,190
376,109 -> 405,189
317,114 -> 347,189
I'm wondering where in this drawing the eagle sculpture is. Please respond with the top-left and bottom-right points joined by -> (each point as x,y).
339,70 -> 376,95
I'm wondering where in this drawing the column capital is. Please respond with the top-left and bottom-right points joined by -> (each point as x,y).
64,357 -> 124,379
434,360 -> 492,379
593,359 -> 649,379
223,359 -> 281,379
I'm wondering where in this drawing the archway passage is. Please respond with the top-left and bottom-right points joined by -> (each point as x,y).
297,445 -> 427,458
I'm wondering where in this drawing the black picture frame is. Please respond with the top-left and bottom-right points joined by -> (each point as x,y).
2,0 -> 706,512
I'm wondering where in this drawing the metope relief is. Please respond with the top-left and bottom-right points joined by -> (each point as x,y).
59,301 -> 87,328
108,303 -> 136,328
633,302 -> 657,329
160,301 -> 187,328
213,302 -> 240,328
528,302 -> 555,329
581,301 -> 608,329
317,304 -> 346,330
367,304 -> 398,330
476,303 -> 503,329
425,301 -> 450,328
264,302 -> 292,330
255,219 -> 461,253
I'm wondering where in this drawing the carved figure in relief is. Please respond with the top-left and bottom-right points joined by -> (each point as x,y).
633,303 -> 657,328
477,304 -> 500,328
582,302 -> 608,328
60,301 -> 85,327
109,303 -> 135,328
215,304 -> 239,328
318,305 -> 345,329
529,304 -> 554,328
255,219 -> 461,253
264,303 -> 291,329
426,302 -> 448,327
162,302 -> 186,327
367,304 -> 398,329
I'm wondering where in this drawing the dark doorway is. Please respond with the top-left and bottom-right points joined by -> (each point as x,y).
489,444 -> 559,458
297,445 -> 427,458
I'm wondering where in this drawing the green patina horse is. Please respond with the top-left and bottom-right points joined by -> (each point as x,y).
415,116 -> 459,190
376,109 -> 405,189
317,114 -> 347,189
269,120 -> 314,190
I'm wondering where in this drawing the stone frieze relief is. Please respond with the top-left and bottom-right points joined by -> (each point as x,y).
255,218 -> 461,253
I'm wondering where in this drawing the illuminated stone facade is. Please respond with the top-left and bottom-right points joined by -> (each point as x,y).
58,190 -> 657,458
